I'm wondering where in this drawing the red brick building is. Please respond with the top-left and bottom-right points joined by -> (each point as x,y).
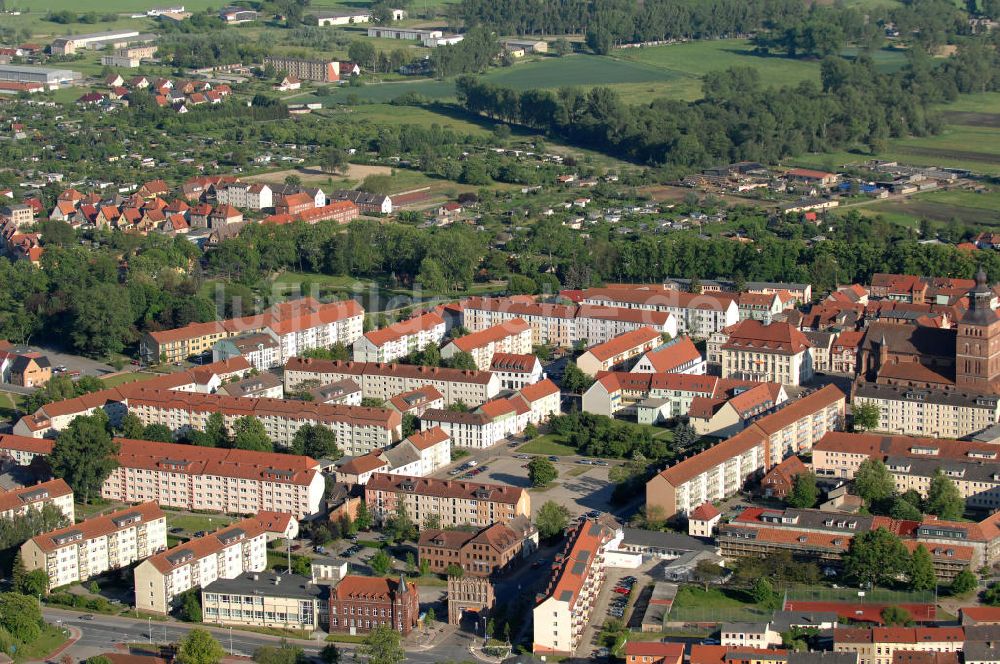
417,518 -> 534,577
759,455 -> 808,499
328,575 -> 418,635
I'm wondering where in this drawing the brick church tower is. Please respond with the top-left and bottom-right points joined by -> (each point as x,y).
956,268 -> 1000,391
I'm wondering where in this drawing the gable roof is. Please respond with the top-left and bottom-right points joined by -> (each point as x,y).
449,318 -> 530,352
363,312 -> 444,348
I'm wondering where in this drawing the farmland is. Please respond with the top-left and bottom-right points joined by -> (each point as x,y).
852,187 -> 1000,230
790,92 -> 1000,177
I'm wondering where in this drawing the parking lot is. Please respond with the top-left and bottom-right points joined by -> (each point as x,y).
431,445 -> 623,518
580,559 -> 661,658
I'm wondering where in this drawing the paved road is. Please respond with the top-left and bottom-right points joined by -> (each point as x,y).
42,608 -> 477,663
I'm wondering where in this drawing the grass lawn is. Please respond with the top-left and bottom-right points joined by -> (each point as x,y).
0,390 -> 24,422
325,102 -> 495,135
12,624 -> 70,663
325,633 -> 368,643
166,513 -> 237,534
101,371 -> 159,388
517,435 -> 577,456
855,187 -> 1000,229
668,586 -> 773,623
74,500 -> 126,520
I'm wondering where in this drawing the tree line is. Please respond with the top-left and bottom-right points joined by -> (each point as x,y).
455,37 -> 1000,174
457,0 -> 807,46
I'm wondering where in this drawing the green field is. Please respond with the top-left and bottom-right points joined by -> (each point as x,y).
791,92 -> 1000,177
668,586 -> 773,623
166,512 -> 237,534
853,187 -> 1000,229
517,435 -> 577,456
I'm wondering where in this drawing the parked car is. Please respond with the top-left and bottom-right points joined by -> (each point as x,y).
548,456 -> 559,462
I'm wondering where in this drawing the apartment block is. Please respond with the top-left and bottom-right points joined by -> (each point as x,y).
14,358 -> 250,438
365,474 -> 530,529
215,182 -> 273,210
284,358 -> 500,407
353,312 -> 446,363
646,385 -> 845,519
711,320 -> 814,386
329,575 -> 419,635
490,353 -> 545,390
576,327 -> 663,376
851,382 -> 1000,439
463,298 -> 577,347
140,297 -> 364,364
212,332 -> 281,370
632,336 -> 706,374
812,431 -> 1000,511
421,379 -> 561,448
22,502 -> 166,589
102,438 -> 325,518
533,518 -> 616,656
0,433 -> 55,466
418,516 -> 536,577
334,426 -> 451,485
833,628 -> 964,664
134,512 -> 297,614
574,305 -> 678,345
578,287 -> 739,338
125,387 -> 400,455
440,318 -> 532,370
263,56 -> 340,82
718,507 -> 974,581
0,478 -> 74,523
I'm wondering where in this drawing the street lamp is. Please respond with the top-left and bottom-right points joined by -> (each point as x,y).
148,616 -> 152,645
229,626 -> 233,654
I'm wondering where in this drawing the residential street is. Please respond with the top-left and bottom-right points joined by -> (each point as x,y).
41,608 -> 480,663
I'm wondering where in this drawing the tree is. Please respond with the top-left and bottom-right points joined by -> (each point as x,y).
693,559 -> 724,591
322,147 -> 347,174
925,469 -> 965,520
523,423 -> 539,440
909,544 -> 936,591
178,588 -> 202,622
423,512 -> 441,530
751,577 -> 777,606
387,502 -> 416,542
355,501 -> 372,531
673,422 -> 697,448
985,581 -> 1000,606
232,416 -> 272,451
119,412 -> 144,439
17,569 -> 48,596
290,424 -> 341,460
205,412 -> 229,448
889,496 -> 923,521
425,607 -> 436,626
553,38 -> 571,56
844,527 -> 911,588
141,423 -> 175,442
446,563 -> 464,578
950,568 -> 977,595
786,471 -> 819,509
405,552 -> 417,575
358,625 -> 405,664
50,412 -> 119,504
348,40 -> 376,70
881,606 -> 914,626
444,350 -> 476,370
402,413 -> 419,437
0,593 -> 42,644
853,402 -> 880,431
370,550 -> 393,575
536,500 -> 570,540
528,456 -> 558,487
319,644 -> 340,664
176,629 -> 226,664
562,362 -> 593,393
853,458 -> 895,504
68,283 -> 134,357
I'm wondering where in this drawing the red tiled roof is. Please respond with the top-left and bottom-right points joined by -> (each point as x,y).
30,502 -> 164,553
688,502 -> 720,521
450,318 -> 530,352
332,575 -> 414,601
146,512 -> 293,573
0,433 -> 54,455
623,641 -> 684,658
518,378 -> 559,403
286,357 -> 495,385
751,384 -> 844,435
388,386 -> 443,412
960,606 -> 1000,623
404,426 -> 449,450
363,312 -> 444,348
582,327 -> 661,362
639,336 -> 702,372
721,319 -> 811,354
0,479 -> 72,513
489,352 -> 537,373
366,473 -> 525,505
115,438 -> 320,485
540,519 -> 614,609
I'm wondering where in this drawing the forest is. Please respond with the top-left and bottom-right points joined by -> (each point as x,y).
456,37 -> 1000,174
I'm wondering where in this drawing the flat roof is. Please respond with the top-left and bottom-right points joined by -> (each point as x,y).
202,571 -> 325,600
0,64 -> 80,77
